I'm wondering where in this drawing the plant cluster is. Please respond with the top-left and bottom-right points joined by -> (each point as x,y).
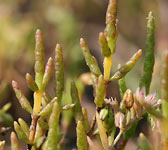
1,0 -> 168,150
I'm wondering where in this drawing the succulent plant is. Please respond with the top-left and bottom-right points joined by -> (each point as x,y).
1,0 -> 168,150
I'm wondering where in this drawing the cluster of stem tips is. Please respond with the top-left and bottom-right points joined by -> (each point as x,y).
1,0 -> 168,150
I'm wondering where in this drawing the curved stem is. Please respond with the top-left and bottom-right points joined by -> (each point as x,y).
112,129 -> 124,147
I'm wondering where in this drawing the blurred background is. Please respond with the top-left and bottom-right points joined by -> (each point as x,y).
0,0 -> 168,149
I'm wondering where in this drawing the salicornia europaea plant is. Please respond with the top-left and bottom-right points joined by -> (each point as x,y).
1,0 -> 168,150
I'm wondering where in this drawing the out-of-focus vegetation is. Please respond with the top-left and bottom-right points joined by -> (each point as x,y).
0,0 -> 168,149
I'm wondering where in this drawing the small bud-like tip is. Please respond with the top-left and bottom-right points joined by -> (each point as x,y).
80,38 -> 86,48
48,57 -> 53,61
11,132 -> 18,143
12,80 -> 17,88
25,73 -> 31,79
56,44 -> 61,50
148,11 -> 153,18
138,49 -> 143,54
11,131 -> 15,137
18,118 -> 22,122
99,74 -> 103,79
36,29 -> 41,34
46,57 -> 53,67
26,73 -> 29,77
12,80 -> 16,85
139,133 -> 145,139
80,38 -> 84,42
123,89 -> 134,109
99,32 -> 103,37
14,121 -> 17,126
35,29 -> 42,40
53,97 -> 57,101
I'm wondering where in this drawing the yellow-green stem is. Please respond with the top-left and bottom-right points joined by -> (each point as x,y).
33,90 -> 43,115
104,55 -> 112,81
